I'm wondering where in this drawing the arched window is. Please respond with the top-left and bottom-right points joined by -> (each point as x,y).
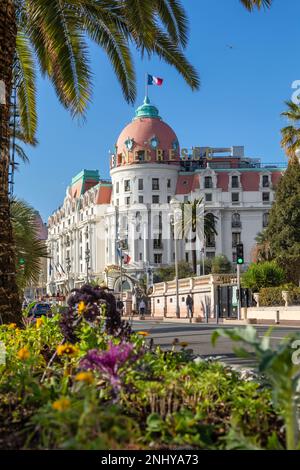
205,212 -> 216,247
232,213 -> 241,228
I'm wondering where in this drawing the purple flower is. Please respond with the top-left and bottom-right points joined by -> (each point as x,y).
80,341 -> 135,390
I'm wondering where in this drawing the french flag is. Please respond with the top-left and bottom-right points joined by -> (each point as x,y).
148,74 -> 163,86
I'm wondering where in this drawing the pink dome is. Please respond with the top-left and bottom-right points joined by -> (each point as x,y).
112,98 -> 180,167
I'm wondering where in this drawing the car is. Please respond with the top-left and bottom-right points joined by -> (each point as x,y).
28,301 -> 52,318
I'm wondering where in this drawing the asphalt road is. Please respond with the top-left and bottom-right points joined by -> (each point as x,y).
131,320 -> 300,368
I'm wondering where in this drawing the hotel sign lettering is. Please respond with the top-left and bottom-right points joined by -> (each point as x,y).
111,147 -> 214,167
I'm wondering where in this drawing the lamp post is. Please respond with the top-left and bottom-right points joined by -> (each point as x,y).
85,248 -> 90,283
65,256 -> 71,292
170,198 -> 180,318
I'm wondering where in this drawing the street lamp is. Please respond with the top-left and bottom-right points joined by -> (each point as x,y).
170,198 -> 180,318
65,256 -> 71,292
85,248 -> 90,283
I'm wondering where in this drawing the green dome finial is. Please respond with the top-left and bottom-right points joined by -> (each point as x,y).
134,96 -> 161,120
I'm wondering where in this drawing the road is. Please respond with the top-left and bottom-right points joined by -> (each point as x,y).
131,320 -> 300,368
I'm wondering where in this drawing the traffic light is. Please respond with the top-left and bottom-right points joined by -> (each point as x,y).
236,243 -> 244,265
19,257 -> 25,271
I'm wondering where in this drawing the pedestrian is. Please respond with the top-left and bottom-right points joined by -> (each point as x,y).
116,297 -> 124,316
139,299 -> 146,318
186,294 -> 193,319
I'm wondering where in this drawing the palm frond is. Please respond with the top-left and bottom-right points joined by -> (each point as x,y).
11,198 -> 48,289
81,1 -> 136,103
240,0 -> 273,11
147,27 -> 200,90
153,0 -> 188,48
15,30 -> 37,144
26,0 -> 92,116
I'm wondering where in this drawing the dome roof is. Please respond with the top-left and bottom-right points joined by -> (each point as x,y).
113,97 -> 180,167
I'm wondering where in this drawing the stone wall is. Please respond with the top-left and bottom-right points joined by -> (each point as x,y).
150,274 -> 236,320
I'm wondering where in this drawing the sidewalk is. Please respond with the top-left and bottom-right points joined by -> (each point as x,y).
123,315 -> 300,327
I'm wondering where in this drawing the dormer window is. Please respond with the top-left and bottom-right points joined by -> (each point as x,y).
204,176 -> 213,189
231,175 -> 239,188
262,175 -> 270,187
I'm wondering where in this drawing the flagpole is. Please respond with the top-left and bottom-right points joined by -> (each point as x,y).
145,72 -> 148,99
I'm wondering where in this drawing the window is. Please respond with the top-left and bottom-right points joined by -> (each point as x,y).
185,252 -> 189,262
167,196 -> 171,203
206,234 -> 215,248
124,180 -> 130,192
232,213 -> 241,228
152,195 -> 159,204
205,193 -> 212,202
232,193 -> 239,203
138,179 -> 143,190
139,253 -> 143,261
232,232 -> 241,247
204,176 -> 213,189
154,253 -> 162,264
153,235 -> 162,249
116,182 -> 119,193
152,178 -> 159,190
263,212 -> 269,227
167,179 -> 171,188
125,196 -> 130,206
262,175 -> 270,188
262,192 -> 270,203
138,195 -> 143,204
231,175 -> 239,188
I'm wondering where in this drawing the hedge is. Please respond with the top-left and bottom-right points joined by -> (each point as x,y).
259,286 -> 300,306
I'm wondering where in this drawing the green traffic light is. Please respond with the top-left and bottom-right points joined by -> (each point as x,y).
237,257 -> 244,264
19,258 -> 25,265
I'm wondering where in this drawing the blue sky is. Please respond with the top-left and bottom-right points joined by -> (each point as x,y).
14,0 -> 300,220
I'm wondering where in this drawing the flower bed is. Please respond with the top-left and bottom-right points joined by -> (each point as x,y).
0,285 -> 294,450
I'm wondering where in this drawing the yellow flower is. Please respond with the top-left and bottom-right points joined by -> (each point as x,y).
17,346 -> 30,360
180,342 -> 189,348
36,318 -> 44,328
8,323 -> 17,329
137,331 -> 150,337
75,371 -> 94,384
77,301 -> 86,315
52,398 -> 71,412
56,343 -> 78,357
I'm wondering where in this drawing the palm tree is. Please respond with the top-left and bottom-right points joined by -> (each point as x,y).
253,230 -> 271,263
281,101 -> 300,158
11,198 -> 48,292
178,198 -> 217,274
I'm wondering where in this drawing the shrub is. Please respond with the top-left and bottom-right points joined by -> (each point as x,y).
286,287 -> 300,306
242,261 -> 285,292
259,287 -> 285,306
211,255 -> 232,274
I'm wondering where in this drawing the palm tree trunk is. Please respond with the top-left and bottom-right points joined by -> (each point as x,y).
0,0 -> 21,323
192,249 -> 197,274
